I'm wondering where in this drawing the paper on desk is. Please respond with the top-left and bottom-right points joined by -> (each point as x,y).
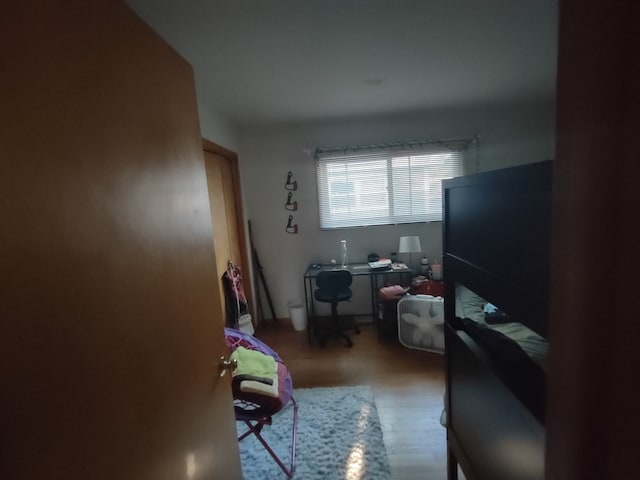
368,259 -> 392,269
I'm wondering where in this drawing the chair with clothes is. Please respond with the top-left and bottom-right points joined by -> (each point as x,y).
224,327 -> 298,478
313,269 -> 359,347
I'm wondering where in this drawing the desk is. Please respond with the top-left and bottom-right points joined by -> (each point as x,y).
303,263 -> 413,344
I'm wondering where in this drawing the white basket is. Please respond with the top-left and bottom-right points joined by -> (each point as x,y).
397,295 -> 445,354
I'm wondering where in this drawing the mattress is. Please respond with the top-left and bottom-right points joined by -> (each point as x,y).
455,284 -> 548,371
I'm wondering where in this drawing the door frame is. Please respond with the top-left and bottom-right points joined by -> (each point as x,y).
202,138 -> 254,321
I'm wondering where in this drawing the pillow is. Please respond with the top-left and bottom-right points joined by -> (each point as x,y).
455,284 -> 487,323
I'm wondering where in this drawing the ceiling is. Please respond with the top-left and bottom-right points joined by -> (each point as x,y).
126,0 -> 558,128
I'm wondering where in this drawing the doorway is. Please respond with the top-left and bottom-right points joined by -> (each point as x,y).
202,140 -> 252,329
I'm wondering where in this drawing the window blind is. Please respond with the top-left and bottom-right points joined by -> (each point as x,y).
316,143 -> 465,229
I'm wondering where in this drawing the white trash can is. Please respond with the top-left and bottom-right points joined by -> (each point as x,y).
288,303 -> 307,331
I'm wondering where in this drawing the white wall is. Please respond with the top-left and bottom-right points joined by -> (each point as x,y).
195,80 -> 240,152
238,100 -> 555,319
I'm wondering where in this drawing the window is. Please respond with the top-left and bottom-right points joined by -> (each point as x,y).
316,142 -> 466,229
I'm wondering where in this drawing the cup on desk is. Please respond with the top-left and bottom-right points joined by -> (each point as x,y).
430,264 -> 443,281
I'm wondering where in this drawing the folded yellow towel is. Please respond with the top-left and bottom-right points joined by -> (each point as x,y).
230,346 -> 277,379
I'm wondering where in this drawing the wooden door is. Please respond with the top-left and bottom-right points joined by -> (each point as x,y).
547,1 -> 640,479
0,2 -> 242,479
203,147 -> 250,328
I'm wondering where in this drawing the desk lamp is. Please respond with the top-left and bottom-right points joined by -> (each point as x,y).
398,235 -> 422,270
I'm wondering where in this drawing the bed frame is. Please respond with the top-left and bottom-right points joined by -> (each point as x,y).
442,160 -> 552,480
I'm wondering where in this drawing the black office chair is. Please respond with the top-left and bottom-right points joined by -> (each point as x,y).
314,269 -> 359,347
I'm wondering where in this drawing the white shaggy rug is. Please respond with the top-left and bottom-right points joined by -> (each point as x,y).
237,385 -> 392,480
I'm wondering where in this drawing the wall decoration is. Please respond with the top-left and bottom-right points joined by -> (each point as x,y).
285,214 -> 298,234
284,171 -> 299,233
285,191 -> 298,211
284,171 -> 297,190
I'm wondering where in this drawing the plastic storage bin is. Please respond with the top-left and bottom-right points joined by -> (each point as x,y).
397,294 -> 444,353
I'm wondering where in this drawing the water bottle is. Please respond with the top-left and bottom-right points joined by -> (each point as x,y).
340,240 -> 348,268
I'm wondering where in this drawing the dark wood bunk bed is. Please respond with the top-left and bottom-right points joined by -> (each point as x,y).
442,160 -> 552,480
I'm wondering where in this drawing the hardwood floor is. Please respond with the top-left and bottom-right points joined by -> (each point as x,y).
254,320 -> 450,480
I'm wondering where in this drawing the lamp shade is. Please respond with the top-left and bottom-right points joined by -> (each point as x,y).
398,235 -> 422,253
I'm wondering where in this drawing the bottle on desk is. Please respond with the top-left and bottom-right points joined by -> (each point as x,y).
421,257 -> 431,276
340,240 -> 348,268
430,262 -> 443,281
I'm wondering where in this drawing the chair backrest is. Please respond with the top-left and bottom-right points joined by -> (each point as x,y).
315,269 -> 353,292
